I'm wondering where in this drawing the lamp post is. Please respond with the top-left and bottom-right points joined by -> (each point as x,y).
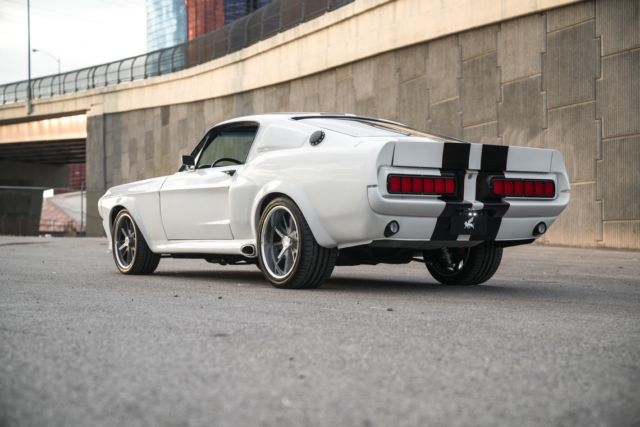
26,0 -> 32,114
32,48 -> 62,94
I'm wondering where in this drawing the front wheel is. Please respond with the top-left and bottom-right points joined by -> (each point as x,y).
112,209 -> 160,275
257,197 -> 336,289
425,242 -> 502,286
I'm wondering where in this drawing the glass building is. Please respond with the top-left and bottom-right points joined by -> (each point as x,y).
145,0 -> 273,75
224,0 -> 271,24
146,0 -> 188,52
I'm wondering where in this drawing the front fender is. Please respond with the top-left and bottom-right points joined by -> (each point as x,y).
250,181 -> 337,248
99,190 -> 168,254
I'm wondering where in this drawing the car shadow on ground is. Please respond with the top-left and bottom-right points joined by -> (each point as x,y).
152,267 -> 564,301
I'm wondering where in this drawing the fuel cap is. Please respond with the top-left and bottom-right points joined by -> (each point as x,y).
309,130 -> 325,146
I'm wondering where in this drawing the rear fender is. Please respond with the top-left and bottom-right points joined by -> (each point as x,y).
251,181 -> 336,248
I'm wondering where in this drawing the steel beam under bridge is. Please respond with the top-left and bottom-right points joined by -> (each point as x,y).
0,114 -> 87,164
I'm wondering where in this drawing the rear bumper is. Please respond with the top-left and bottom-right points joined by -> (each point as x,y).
365,184 -> 569,246
364,213 -> 558,244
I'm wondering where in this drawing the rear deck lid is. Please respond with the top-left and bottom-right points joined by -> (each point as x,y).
392,140 -> 554,173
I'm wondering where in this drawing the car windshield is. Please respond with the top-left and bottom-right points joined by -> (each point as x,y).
296,117 -> 434,138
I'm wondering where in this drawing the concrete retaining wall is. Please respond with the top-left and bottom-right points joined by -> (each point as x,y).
87,0 -> 639,249
0,187 -> 44,236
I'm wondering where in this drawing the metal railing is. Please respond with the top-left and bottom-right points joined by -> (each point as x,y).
0,0 -> 353,105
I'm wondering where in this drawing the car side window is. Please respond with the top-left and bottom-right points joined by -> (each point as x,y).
195,124 -> 258,169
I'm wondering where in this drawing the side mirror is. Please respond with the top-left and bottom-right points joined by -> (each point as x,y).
181,154 -> 195,170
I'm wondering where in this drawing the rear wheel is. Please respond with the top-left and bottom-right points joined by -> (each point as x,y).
425,242 -> 502,286
258,197 -> 336,289
112,210 -> 160,275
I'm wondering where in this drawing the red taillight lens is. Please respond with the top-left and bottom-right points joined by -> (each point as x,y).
424,177 -> 434,193
401,177 -> 412,193
492,178 -> 555,198
524,181 -> 534,196
388,174 -> 456,195
412,177 -> 423,193
544,181 -> 555,197
493,180 -> 504,195
389,176 -> 401,193
445,179 -> 455,194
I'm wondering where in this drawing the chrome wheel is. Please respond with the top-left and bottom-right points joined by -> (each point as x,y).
260,206 -> 300,280
114,212 -> 137,271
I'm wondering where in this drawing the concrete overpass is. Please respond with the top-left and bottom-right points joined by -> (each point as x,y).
0,0 -> 638,249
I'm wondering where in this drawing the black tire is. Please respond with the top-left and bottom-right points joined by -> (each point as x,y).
425,242 -> 502,286
112,209 -> 160,275
257,197 -> 337,289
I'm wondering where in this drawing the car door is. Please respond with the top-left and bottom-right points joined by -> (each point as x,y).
159,122 -> 258,240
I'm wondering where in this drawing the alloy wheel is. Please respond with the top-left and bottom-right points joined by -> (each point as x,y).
114,213 -> 137,271
260,206 -> 300,280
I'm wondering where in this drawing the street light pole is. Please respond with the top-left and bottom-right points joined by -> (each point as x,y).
32,49 -> 62,94
26,0 -> 32,114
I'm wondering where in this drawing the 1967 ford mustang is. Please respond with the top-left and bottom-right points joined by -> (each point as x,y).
98,113 -> 570,288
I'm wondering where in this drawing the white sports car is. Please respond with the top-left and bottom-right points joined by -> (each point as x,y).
98,113 -> 570,288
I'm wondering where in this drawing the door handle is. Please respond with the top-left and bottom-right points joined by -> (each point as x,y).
222,170 -> 236,176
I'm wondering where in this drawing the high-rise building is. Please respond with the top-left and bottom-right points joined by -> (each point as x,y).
146,0 -> 273,53
185,0 -> 225,40
224,0 -> 271,25
146,0 -> 188,52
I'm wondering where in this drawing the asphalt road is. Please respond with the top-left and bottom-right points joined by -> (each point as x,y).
1,236 -> 639,427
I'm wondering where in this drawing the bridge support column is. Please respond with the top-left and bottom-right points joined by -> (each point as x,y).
85,112 -> 106,237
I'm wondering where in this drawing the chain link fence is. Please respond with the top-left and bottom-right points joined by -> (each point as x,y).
0,0 -> 354,105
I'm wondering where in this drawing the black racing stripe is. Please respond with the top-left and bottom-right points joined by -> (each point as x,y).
472,144 -> 510,241
481,144 -> 509,171
430,143 -> 472,241
442,142 -> 471,170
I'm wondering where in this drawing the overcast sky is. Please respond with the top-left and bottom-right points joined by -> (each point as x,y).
0,0 -> 146,84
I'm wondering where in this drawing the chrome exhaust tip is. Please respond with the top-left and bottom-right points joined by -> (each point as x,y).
241,244 -> 257,258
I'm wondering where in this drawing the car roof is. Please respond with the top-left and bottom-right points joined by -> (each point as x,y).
216,113 -> 408,128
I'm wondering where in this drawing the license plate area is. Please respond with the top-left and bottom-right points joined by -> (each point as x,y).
451,211 -> 487,235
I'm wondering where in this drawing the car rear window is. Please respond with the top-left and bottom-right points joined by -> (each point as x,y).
297,117 -> 433,138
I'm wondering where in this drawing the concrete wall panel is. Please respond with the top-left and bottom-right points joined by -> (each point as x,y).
459,25 -> 498,60
499,76 -> 545,147
427,98 -> 462,139
251,88 -> 266,115
355,97 -> 377,118
396,43 -> 428,82
546,102 -> 597,183
463,122 -> 500,145
264,83 -> 291,112
596,0 -> 640,55
352,60 -> 376,102
547,1 -> 594,32
596,49 -> 640,138
603,221 -> 640,249
288,80 -> 306,111
234,92 -> 253,116
335,72 -> 356,114
373,52 -> 399,120
317,70 -> 337,111
461,52 -> 500,126
498,14 -> 545,82
540,183 -> 602,246
544,21 -> 599,108
398,76 -> 428,130
426,35 -> 461,103
597,135 -> 640,221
